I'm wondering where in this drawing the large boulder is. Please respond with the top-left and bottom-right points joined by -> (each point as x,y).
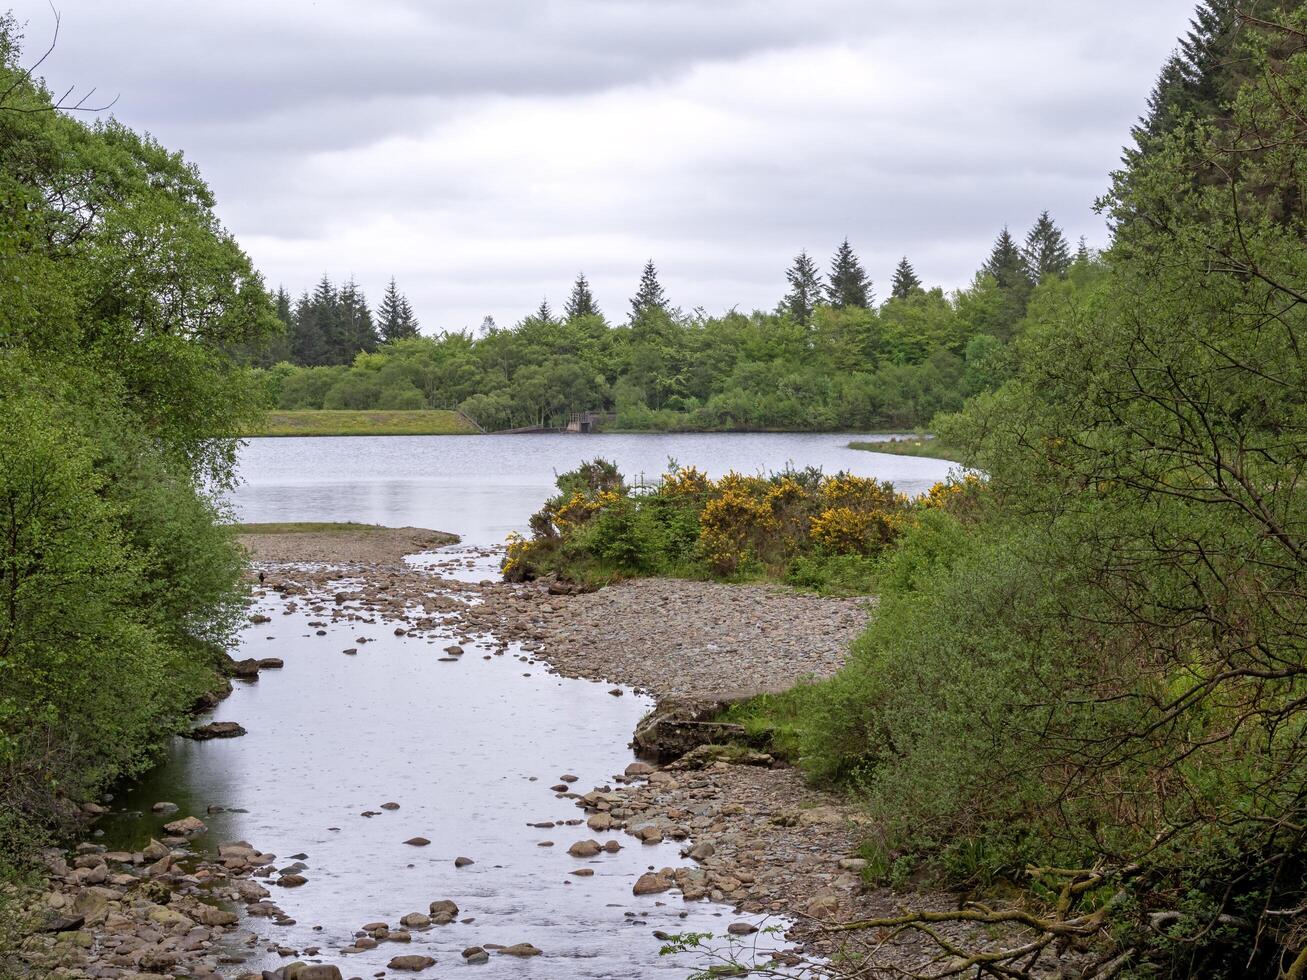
186,721 -> 247,740
162,815 -> 206,836
631,698 -> 747,762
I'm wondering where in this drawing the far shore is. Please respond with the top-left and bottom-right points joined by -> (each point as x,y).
247,409 -> 481,437
241,409 -> 930,441
849,435 -> 965,464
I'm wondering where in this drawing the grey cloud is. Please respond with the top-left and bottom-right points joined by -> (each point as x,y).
10,0 -> 1199,329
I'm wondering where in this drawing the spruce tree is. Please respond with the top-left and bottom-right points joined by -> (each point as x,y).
535,297 -> 555,325
1022,211 -> 1072,281
378,277 -> 420,343
889,256 -> 922,300
982,228 -> 1033,292
274,286 -> 293,329
396,294 -> 418,336
289,288 -> 323,365
826,239 -> 872,309
782,250 -> 824,327
565,272 -> 600,320
1129,1 -> 1283,156
337,277 -> 379,358
1075,236 -> 1091,264
630,259 -> 668,322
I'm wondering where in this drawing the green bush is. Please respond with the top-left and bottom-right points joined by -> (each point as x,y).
0,26 -> 271,887
376,381 -> 426,409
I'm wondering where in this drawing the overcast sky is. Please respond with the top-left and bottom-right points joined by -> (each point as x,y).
14,0 -> 1196,332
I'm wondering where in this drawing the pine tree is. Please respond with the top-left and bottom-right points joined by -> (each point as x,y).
535,297 -> 555,324
889,257 -> 922,300
1022,211 -> 1072,281
781,250 -> 824,327
982,228 -> 1033,292
1075,236 -> 1091,264
377,277 -> 420,343
630,259 -> 668,322
565,272 -> 600,320
826,239 -> 872,309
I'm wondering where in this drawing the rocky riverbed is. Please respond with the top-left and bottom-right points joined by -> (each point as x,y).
9,529 -> 1059,979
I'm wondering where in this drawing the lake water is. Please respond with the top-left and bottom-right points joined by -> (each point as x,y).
103,434 -> 955,977
230,432 -> 957,547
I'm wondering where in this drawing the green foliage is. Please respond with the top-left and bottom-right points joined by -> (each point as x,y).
751,11 -> 1307,974
0,28 -> 272,877
254,215 -> 1094,432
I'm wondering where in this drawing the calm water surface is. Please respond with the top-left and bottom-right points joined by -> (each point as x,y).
231,432 -> 957,546
104,435 -> 954,976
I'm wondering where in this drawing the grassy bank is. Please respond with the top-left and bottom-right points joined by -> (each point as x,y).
234,521 -> 391,533
248,409 -> 481,437
849,435 -> 966,464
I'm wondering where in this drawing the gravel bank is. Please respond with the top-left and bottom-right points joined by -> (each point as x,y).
234,525 -> 457,566
475,577 -> 871,700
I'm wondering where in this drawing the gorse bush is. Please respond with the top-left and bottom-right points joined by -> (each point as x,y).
0,23 -> 273,873
505,459 -> 982,592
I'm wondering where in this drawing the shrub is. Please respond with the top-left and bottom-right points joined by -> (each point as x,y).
506,458 -> 978,590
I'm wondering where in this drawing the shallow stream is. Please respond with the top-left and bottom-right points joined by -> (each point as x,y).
101,433 -> 953,976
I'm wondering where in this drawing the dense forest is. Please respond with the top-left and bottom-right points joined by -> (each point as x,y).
507,2 -> 1307,976
252,219 -> 1092,431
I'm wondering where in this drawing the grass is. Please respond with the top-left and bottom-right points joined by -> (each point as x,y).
248,409 -> 481,437
718,683 -> 830,762
849,435 -> 966,464
232,521 -> 393,534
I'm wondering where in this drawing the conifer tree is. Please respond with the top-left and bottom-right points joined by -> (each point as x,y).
1075,236 -> 1091,264
630,259 -> 668,322
982,228 -> 1033,292
337,277 -> 379,357
1022,211 -> 1072,281
396,294 -> 418,336
378,277 -> 420,343
535,297 -> 555,324
1129,1 -> 1283,157
889,256 -> 922,300
826,239 -> 872,309
782,250 -> 824,327
274,286 -> 293,329
565,272 -> 600,320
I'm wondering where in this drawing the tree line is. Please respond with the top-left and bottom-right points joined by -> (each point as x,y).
255,213 -> 1092,432
255,276 -> 421,366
